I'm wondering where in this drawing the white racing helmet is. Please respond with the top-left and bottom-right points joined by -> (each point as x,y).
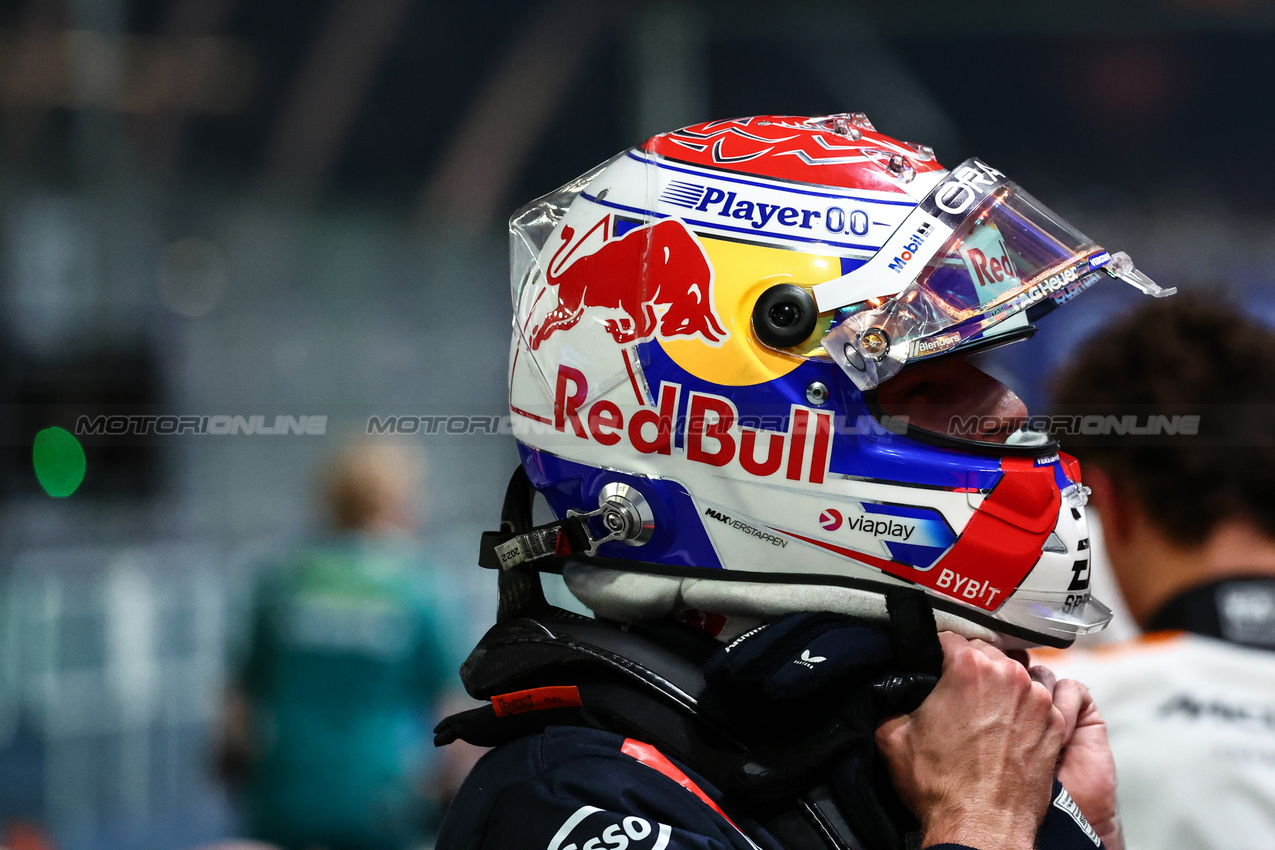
502,114 -> 1171,648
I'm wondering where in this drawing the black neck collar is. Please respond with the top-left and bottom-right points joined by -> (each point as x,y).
1145,576 -> 1275,650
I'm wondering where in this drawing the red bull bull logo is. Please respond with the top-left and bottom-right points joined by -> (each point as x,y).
529,218 -> 728,350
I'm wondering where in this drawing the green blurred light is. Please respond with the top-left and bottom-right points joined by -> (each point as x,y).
33,427 -> 86,497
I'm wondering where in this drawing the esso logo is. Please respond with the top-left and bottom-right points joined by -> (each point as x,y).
548,807 -> 671,850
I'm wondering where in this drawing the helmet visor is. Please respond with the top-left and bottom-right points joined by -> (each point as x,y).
806,159 -> 1163,390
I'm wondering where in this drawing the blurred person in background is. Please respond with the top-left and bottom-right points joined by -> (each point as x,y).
1038,294 -> 1275,850
218,442 -> 463,850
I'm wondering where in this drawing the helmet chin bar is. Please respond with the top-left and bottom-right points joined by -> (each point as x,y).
563,557 -> 1084,651
483,465 -> 1101,650
480,467 -> 1038,644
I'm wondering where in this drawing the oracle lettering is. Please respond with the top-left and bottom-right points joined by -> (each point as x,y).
933,160 -> 1005,215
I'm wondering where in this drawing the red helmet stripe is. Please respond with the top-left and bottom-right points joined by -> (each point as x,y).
778,460 -> 1059,612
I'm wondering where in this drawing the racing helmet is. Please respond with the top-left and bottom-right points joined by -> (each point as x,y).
503,114 -> 1172,648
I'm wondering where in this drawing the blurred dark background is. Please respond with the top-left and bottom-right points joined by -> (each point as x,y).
2,1 -> 1274,847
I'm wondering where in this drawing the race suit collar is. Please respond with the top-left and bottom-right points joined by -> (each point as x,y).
1145,576 -> 1275,650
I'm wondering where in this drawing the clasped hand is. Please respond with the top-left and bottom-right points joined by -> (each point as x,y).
875,632 -> 1121,850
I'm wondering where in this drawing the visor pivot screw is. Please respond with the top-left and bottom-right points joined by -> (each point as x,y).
860,328 -> 889,357
806,382 -> 829,406
887,154 -> 915,183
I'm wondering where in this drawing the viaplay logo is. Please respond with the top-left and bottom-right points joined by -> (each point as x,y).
818,508 -> 921,541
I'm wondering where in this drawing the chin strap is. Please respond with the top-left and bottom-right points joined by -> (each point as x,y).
479,466 -> 553,622
480,511 -> 593,571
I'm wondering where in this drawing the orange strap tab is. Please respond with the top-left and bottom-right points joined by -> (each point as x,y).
490,685 -> 583,717
620,738 -> 741,830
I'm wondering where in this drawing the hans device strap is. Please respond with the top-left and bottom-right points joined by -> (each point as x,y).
435,612 -> 887,850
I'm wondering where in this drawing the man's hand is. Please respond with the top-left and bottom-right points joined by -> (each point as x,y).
875,632 -> 1066,850
1029,665 -> 1123,850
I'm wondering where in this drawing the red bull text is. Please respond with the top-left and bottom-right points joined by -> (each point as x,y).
552,365 -> 833,485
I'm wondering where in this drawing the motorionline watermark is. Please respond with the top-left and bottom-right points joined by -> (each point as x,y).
360,411 -> 1215,445
75,414 -> 328,436
365,413 -> 905,438
68,412 -> 1205,440
949,413 -> 1201,438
